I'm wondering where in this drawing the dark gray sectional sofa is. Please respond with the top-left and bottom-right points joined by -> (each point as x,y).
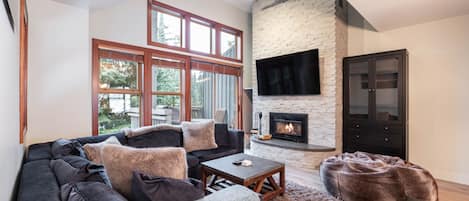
17,123 -> 244,201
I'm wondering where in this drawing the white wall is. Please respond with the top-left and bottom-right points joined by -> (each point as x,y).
27,0 -> 91,144
0,0 -> 25,199
90,0 -> 253,87
26,0 -> 252,145
349,8 -> 469,185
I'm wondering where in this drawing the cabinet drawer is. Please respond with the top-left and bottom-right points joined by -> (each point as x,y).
380,135 -> 403,148
376,124 -> 403,135
346,121 -> 366,130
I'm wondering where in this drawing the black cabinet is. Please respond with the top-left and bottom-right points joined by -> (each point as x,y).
343,49 -> 408,160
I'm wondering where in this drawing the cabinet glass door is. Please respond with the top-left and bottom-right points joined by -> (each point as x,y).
348,61 -> 370,119
375,57 -> 400,121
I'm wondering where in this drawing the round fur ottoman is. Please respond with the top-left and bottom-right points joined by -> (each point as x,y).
319,152 -> 438,201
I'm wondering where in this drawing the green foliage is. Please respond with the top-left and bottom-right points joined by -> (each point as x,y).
153,68 -> 180,108
155,11 -> 181,46
99,59 -> 138,89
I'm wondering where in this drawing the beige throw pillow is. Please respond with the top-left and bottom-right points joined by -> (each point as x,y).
101,144 -> 187,198
83,136 -> 121,165
181,120 -> 217,152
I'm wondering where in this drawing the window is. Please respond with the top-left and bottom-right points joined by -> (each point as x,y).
96,51 -> 143,135
148,1 -> 243,62
151,5 -> 184,48
93,39 -> 243,135
189,19 -> 213,54
220,30 -> 237,59
191,61 -> 241,128
152,57 -> 185,125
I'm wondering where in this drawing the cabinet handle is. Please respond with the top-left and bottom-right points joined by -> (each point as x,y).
384,137 -> 389,142
355,124 -> 360,128
384,126 -> 389,131
355,135 -> 360,139
368,88 -> 372,92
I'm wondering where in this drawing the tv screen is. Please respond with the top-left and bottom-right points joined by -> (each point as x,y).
256,49 -> 320,96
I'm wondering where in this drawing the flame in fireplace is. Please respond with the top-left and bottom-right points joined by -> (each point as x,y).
285,123 -> 294,134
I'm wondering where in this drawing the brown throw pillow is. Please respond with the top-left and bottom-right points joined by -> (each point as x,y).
101,144 -> 188,198
181,120 -> 217,152
83,136 -> 121,165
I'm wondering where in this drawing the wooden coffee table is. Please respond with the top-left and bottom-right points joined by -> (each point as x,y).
201,153 -> 285,201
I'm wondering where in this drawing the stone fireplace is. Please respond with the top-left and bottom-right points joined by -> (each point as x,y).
249,0 -> 347,170
270,113 -> 308,143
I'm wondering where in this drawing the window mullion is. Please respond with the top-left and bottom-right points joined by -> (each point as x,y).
143,52 -> 153,126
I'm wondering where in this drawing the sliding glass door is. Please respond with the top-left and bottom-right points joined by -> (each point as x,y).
190,61 -> 241,128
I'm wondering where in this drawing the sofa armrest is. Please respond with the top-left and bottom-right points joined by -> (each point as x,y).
187,178 -> 204,191
197,185 -> 260,201
228,129 -> 244,153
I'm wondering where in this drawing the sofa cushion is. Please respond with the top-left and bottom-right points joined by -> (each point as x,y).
101,145 -> 188,198
83,136 -> 122,165
126,127 -> 183,148
61,155 -> 92,169
131,172 -> 204,201
51,139 -> 86,159
17,160 -> 61,201
214,124 -> 230,147
76,132 -> 127,145
190,146 -> 238,162
50,159 -> 112,187
186,154 -> 200,168
182,120 -> 217,152
26,142 -> 52,162
60,182 -> 127,201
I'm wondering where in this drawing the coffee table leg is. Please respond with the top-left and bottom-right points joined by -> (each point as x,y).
280,167 -> 285,196
201,168 -> 207,192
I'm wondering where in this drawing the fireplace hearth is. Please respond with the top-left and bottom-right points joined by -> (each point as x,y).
269,112 -> 308,143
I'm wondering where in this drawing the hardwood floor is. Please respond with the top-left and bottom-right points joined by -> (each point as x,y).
284,165 -> 469,201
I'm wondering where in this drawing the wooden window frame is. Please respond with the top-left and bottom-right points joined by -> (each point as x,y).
20,0 -> 28,143
94,48 -> 145,135
190,60 -> 243,129
151,56 -> 186,124
92,39 -> 243,135
188,17 -> 215,56
147,0 -> 243,63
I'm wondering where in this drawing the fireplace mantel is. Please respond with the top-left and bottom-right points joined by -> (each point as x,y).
251,137 -> 335,152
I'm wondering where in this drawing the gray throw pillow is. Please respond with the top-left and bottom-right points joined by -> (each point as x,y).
50,159 -> 112,187
61,182 -> 127,201
51,139 -> 86,159
181,120 -> 217,152
131,172 -> 204,201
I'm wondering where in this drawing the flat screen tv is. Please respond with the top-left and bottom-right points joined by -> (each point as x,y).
256,49 -> 320,96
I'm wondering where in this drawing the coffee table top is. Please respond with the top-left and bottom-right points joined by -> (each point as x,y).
201,153 -> 284,182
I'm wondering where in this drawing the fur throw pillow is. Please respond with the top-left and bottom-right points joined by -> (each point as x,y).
181,120 -> 217,152
83,136 -> 121,165
123,124 -> 182,138
101,144 -> 188,198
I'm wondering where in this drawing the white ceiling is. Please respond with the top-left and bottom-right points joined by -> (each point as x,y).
52,0 -> 126,9
348,0 -> 469,31
222,0 -> 255,12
